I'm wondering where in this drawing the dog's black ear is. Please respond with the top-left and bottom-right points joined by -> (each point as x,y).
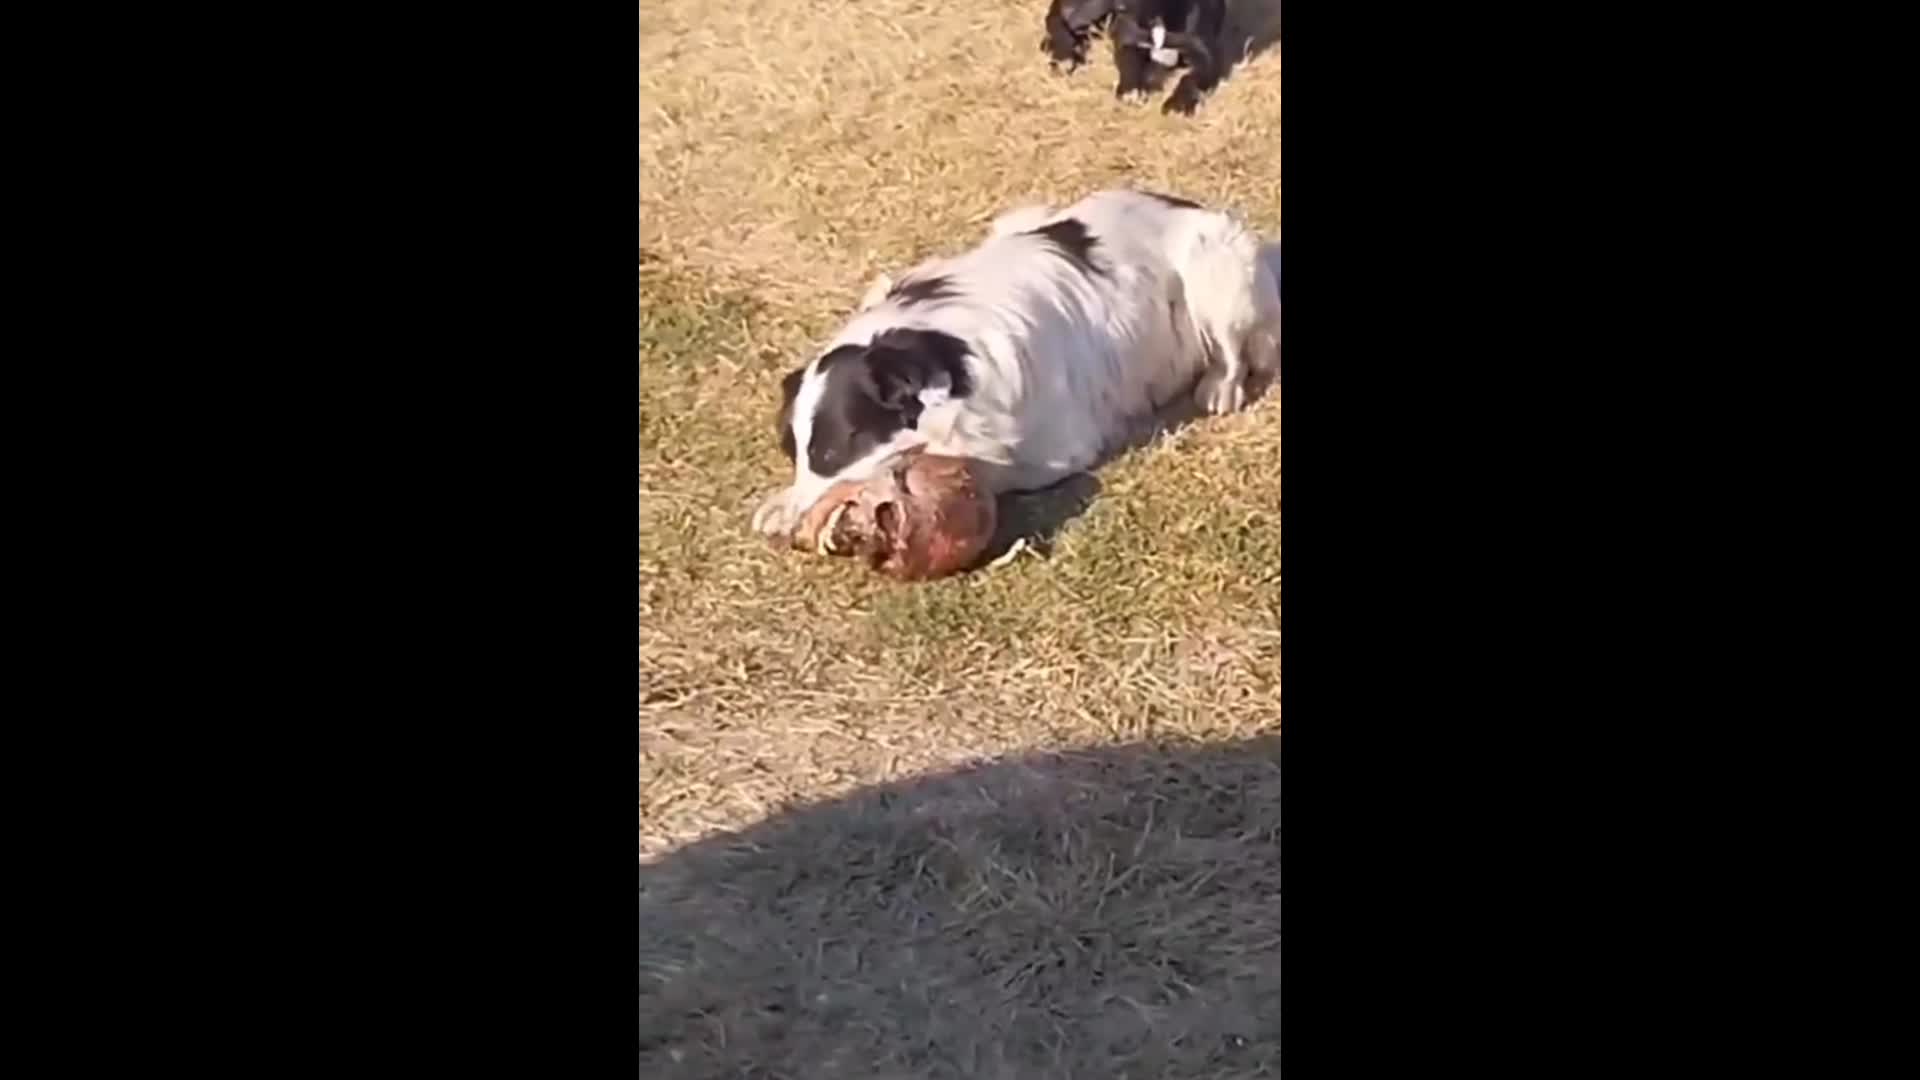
863,359 -> 923,427
863,329 -> 974,421
775,366 -> 806,460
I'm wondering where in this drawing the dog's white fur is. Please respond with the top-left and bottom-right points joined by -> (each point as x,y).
754,189 -> 1281,537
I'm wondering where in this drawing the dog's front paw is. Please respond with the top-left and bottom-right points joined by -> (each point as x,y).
752,488 -> 802,542
1116,83 -> 1151,103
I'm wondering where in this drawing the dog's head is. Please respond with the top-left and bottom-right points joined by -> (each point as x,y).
1044,0 -> 1117,65
776,327 -> 974,484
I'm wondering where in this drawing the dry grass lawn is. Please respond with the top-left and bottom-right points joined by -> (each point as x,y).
641,0 -> 1281,1073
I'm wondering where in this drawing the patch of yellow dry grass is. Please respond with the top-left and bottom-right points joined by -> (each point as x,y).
640,0 -> 1281,859
640,0 -> 1280,321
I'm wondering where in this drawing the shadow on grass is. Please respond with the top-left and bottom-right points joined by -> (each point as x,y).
984,472 -> 1106,563
639,737 -> 1282,1078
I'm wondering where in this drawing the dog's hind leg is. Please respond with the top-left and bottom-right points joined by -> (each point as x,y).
1159,37 -> 1221,113
1113,38 -> 1152,101
1191,334 -> 1247,416
1161,1 -> 1229,115
1178,216 -> 1274,415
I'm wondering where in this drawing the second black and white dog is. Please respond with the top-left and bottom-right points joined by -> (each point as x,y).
1043,0 -> 1228,115
752,188 -> 1281,541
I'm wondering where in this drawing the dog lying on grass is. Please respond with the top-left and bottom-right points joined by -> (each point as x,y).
1042,0 -> 1228,115
754,188 -> 1280,579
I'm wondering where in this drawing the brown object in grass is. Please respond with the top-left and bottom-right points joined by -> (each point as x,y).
790,449 -> 997,580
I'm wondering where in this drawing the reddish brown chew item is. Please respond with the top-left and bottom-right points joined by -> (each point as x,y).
789,450 -> 997,580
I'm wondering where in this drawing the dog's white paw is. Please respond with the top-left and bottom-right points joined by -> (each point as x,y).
1195,370 -> 1247,415
752,488 -> 801,539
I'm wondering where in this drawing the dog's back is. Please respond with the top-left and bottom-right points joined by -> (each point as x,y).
829,191 -> 1214,476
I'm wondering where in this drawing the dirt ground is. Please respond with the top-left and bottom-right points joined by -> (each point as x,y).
641,0 -> 1280,1073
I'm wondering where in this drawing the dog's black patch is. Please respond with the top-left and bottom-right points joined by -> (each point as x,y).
1028,218 -> 1105,278
803,329 -> 973,477
887,275 -> 960,306
813,343 -> 866,374
1143,190 -> 1202,209
775,366 -> 807,461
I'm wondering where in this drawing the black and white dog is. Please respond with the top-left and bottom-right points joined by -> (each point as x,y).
752,189 -> 1281,540
1043,0 -> 1228,115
